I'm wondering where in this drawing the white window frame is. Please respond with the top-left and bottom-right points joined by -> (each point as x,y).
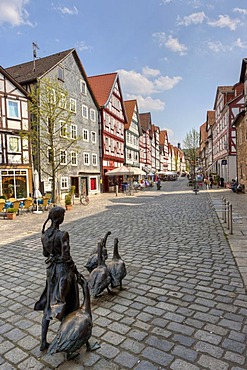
58,66 -> 64,81
60,150 -> 67,165
82,105 -> 88,119
71,151 -> 77,166
80,80 -> 87,95
84,152 -> 90,166
59,93 -> 66,109
8,136 -> 21,152
70,98 -> 76,113
91,131 -> 96,143
92,153 -> 97,166
7,99 -> 20,119
60,121 -> 67,138
61,177 -> 68,189
83,129 -> 89,142
71,124 -> 77,140
90,108 -> 96,122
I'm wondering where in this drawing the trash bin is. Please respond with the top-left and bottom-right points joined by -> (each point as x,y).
220,177 -> 224,187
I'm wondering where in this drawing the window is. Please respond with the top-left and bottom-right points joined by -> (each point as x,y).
91,131 -> 96,143
84,153 -> 90,165
70,98 -> 76,113
71,151 -> 77,166
61,177 -> 68,189
90,177 -> 97,191
83,129 -> 89,141
59,93 -> 66,109
7,100 -> 20,119
60,121 -> 67,137
60,150 -> 67,165
82,105 -> 88,119
71,124 -> 77,139
92,153 -> 97,166
90,108 -> 96,122
58,66 -> 64,81
80,80 -> 87,95
8,136 -> 21,152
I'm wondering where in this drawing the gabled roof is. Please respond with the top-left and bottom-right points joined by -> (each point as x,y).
5,49 -> 74,84
206,110 -> 215,128
239,58 -> 247,83
139,112 -> 152,132
124,99 -> 137,129
0,65 -> 27,96
213,86 -> 234,110
159,130 -> 168,145
87,73 -> 117,107
200,122 -> 207,146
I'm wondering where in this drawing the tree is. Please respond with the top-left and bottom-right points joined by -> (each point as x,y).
183,128 -> 200,174
27,78 -> 79,203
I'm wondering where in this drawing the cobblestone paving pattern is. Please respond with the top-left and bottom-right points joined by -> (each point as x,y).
0,183 -> 247,369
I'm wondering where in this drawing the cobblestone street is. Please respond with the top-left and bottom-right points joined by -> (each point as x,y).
0,178 -> 247,369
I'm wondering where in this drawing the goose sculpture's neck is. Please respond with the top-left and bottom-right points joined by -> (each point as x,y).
113,238 -> 121,260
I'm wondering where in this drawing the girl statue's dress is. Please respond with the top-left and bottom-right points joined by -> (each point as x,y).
34,206 -> 79,351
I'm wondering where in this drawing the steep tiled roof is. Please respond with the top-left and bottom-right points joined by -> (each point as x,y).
124,99 -> 136,129
139,112 -> 151,132
159,130 -> 168,146
5,49 -> 74,84
200,122 -> 207,147
213,86 -> 234,109
0,65 -> 27,96
207,110 -> 215,127
87,73 -> 117,107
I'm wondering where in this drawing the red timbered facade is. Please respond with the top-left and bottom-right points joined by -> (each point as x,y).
88,73 -> 127,192
212,84 -> 244,182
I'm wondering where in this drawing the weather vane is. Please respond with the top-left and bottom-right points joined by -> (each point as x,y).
32,42 -> 40,72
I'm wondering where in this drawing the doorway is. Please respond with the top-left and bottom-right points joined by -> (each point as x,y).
71,176 -> 79,197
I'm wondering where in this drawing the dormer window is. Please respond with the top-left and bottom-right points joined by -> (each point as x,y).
80,80 -> 87,95
58,66 -> 64,81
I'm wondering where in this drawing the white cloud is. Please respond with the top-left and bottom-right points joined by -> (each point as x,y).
56,5 -> 78,16
75,41 -> 92,52
0,0 -> 33,26
126,94 -> 165,111
177,12 -> 206,26
234,38 -> 247,49
154,75 -> 182,91
206,40 -> 227,53
117,69 -> 154,95
153,32 -> 187,55
233,8 -> 247,15
118,68 -> 182,96
208,15 -> 240,31
142,66 -> 160,77
165,35 -> 188,55
152,32 -> 166,47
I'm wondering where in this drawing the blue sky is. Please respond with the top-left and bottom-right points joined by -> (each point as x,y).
1,1 -> 247,146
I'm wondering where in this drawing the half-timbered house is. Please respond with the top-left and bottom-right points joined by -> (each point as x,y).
0,66 -> 32,200
88,73 -> 127,192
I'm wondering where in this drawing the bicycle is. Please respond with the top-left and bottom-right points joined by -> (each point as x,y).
80,193 -> 89,206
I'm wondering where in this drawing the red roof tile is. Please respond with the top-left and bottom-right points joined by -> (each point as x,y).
88,73 -> 117,107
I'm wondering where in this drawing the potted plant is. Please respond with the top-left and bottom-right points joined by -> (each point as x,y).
65,193 -> 72,211
6,207 -> 18,220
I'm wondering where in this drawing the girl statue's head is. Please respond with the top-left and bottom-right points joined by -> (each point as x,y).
42,206 -> 65,234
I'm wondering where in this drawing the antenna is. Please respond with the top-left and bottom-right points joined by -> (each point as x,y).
32,42 -> 40,72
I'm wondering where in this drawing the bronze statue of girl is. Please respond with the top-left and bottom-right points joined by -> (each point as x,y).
34,206 -> 80,351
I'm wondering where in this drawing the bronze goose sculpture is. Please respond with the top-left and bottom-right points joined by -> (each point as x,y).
85,231 -> 111,273
48,274 -> 99,360
107,238 -> 127,290
87,240 -> 112,298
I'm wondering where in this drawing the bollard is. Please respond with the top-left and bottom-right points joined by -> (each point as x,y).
226,201 -> 229,229
116,184 -> 118,197
222,197 -> 225,220
229,203 -> 233,234
223,198 -> 227,223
